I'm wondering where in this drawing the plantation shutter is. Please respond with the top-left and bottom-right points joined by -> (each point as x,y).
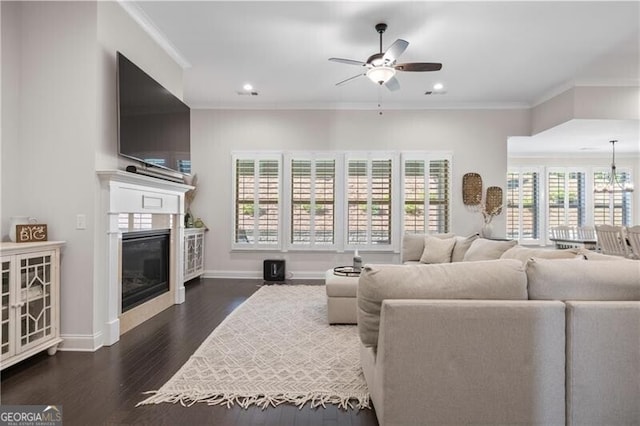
428,159 -> 450,233
290,158 -> 336,246
233,157 -> 280,247
593,169 -> 633,226
506,170 -> 540,241
547,169 -> 586,236
403,160 -> 426,233
257,160 -> 279,243
347,157 -> 393,247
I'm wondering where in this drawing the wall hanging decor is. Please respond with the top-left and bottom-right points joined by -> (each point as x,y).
462,172 -> 483,206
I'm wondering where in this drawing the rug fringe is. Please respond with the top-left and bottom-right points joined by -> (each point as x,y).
137,390 -> 370,411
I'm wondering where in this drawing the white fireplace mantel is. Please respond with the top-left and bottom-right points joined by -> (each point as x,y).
97,170 -> 193,346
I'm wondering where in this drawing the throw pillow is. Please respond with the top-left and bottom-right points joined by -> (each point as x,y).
451,234 -> 480,262
401,232 -> 455,262
463,238 -> 517,261
420,235 -> 456,264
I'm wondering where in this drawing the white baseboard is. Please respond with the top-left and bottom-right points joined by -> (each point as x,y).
203,270 -> 326,280
58,332 -> 103,352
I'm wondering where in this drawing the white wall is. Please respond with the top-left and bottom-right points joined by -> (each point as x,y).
1,1 -> 99,344
1,1 -> 184,351
191,108 -> 530,278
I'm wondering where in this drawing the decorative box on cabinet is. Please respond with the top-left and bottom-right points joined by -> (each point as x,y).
1,241 -> 64,370
184,228 -> 205,282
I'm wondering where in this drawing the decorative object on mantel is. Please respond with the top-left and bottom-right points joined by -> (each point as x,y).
183,174 -> 198,227
8,216 -> 38,242
481,186 -> 503,238
594,140 -> 634,193
462,173 -> 483,206
16,224 -> 48,243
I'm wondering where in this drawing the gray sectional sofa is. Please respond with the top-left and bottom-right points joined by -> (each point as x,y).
357,234 -> 640,426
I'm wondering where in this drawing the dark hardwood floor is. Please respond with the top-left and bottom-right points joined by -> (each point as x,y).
0,278 -> 378,426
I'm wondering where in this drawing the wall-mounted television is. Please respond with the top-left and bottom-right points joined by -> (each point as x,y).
117,51 -> 191,176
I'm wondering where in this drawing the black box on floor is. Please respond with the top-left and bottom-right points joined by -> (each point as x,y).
263,259 -> 285,281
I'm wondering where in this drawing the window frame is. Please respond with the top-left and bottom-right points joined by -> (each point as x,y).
343,152 -> 399,252
283,152 -> 342,251
231,152 -> 283,250
546,167 -> 587,238
506,167 -> 542,245
231,150 -> 452,253
592,166 -> 633,226
401,152 -> 452,236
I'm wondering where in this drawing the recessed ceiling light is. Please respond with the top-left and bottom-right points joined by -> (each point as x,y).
243,83 -> 253,91
433,83 -> 444,91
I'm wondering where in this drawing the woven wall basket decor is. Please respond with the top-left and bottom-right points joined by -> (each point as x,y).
462,173 -> 483,206
485,186 -> 503,215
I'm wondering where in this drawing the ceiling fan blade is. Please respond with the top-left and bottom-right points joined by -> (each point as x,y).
382,39 -> 409,64
395,62 -> 443,72
385,76 -> 400,91
329,57 -> 367,66
335,73 -> 365,86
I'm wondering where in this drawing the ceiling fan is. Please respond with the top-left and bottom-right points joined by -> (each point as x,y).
329,23 -> 442,91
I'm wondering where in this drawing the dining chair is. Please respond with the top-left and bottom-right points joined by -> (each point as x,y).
625,226 -> 640,260
577,225 -> 596,241
595,224 -> 631,257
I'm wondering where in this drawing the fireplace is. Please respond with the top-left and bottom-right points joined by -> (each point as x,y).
97,170 -> 191,347
122,229 -> 170,312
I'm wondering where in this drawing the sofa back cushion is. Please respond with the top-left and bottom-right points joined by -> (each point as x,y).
527,258 -> 640,301
501,246 -> 581,265
357,260 -> 528,347
463,238 -> 517,261
402,233 -> 454,263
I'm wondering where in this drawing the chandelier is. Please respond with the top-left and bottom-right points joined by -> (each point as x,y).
594,140 -> 634,193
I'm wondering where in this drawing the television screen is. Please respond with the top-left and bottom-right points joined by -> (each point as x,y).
117,52 -> 191,175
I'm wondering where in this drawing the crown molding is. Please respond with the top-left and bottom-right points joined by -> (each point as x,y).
117,0 -> 191,69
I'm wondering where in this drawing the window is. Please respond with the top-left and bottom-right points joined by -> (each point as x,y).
547,169 -> 586,235
233,156 -> 281,248
506,169 -> 540,241
346,157 -> 393,248
232,151 -> 451,252
403,157 -> 450,234
593,169 -> 632,226
289,157 -> 336,247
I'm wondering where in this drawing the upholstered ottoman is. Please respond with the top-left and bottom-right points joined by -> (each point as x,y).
325,269 -> 359,324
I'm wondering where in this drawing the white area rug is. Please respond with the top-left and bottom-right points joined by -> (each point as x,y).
138,285 -> 370,410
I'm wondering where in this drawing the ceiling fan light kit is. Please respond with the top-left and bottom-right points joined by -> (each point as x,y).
367,66 -> 396,85
329,23 -> 442,91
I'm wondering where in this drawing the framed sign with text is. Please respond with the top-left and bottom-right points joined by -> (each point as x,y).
16,224 -> 48,243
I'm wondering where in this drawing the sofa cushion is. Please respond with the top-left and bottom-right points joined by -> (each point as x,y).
419,235 -> 456,264
501,246 -> 581,265
402,232 -> 455,262
463,238 -> 518,261
451,234 -> 479,262
357,260 -> 528,347
527,258 -> 640,301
